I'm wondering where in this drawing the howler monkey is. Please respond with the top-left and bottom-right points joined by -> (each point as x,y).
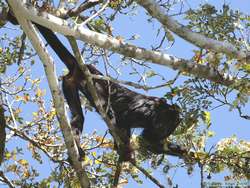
7,11 -> 181,161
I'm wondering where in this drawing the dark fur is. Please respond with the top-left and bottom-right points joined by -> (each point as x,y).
7,12 -> 181,161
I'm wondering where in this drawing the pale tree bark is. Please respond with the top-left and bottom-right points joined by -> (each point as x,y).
7,1 -> 90,187
5,0 -> 249,91
136,0 -> 250,62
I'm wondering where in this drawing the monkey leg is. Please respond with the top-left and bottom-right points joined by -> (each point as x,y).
113,126 -> 133,162
141,128 -> 166,154
62,75 -> 85,159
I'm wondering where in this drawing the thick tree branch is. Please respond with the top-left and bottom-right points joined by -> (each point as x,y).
7,1 -> 90,187
136,0 -> 250,62
4,0 -> 249,91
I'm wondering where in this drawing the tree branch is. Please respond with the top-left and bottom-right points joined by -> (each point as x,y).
7,1 -> 90,187
136,0 -> 250,62
4,0 -> 248,91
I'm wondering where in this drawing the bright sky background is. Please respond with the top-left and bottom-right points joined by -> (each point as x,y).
1,0 -> 250,187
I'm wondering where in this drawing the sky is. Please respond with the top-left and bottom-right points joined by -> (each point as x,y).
1,0 -> 250,187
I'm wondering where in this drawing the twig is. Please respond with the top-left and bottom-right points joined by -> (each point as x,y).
80,0 -> 110,26
0,171 -> 14,188
84,131 -> 108,151
58,0 -> 66,10
67,0 -> 101,17
5,95 -> 18,140
6,124 -> 68,164
90,73 -> 178,91
130,160 -> 165,188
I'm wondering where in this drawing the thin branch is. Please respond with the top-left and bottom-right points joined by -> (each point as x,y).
130,160 -> 165,188
0,171 -> 14,188
236,106 -> 250,120
90,74 -> 175,91
80,0 -> 110,26
67,0 -> 101,17
5,95 -> 18,140
6,124 -> 67,164
58,0 -> 66,10
84,131 -> 109,151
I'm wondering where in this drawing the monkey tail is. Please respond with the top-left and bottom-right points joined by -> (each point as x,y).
36,24 -> 76,70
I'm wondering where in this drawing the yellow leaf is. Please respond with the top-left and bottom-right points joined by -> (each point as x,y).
31,78 -> 41,85
207,131 -> 215,137
92,151 -> 97,157
18,159 -> 29,166
242,63 -> 250,73
36,88 -> 43,97
194,151 -> 207,160
13,153 -> 16,160
84,156 -> 90,163
32,112 -> 38,117
203,111 -> 211,127
15,95 -> 22,101
85,156 -> 93,165
18,66 -> 24,74
14,108 -> 22,116
23,170 -> 30,178
95,136 -> 102,143
89,160 -> 93,166
5,152 -> 12,160
95,160 -> 101,164
47,109 -> 56,120
102,142 -> 113,148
